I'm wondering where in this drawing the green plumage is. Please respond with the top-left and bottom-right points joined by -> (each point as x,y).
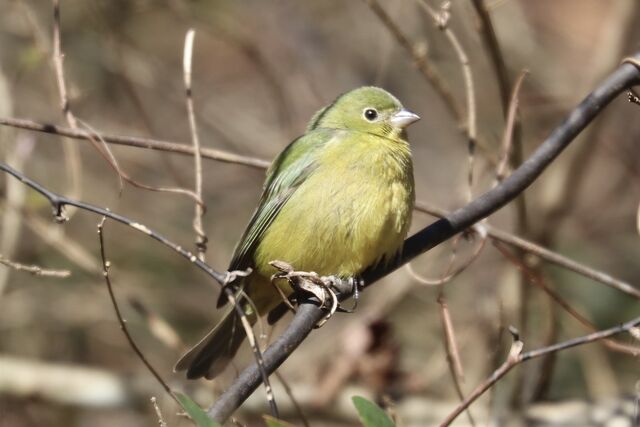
175,87 -> 419,379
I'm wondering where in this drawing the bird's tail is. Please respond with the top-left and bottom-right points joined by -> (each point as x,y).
174,297 -> 256,379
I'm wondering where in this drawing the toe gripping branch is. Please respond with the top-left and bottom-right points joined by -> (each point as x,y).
269,260 -> 363,327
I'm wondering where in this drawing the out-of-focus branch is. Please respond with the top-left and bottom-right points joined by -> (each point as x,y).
0,117 -> 270,169
439,316 -> 640,426
414,202 -> 640,300
51,0 -> 82,206
469,0 -> 510,114
183,29 -> 208,261
97,218 -> 177,403
205,54 -> 640,422
416,0 -> 477,202
0,254 -> 70,278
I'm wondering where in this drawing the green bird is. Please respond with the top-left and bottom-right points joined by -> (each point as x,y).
175,86 -> 419,379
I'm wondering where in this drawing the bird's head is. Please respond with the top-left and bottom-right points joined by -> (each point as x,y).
309,86 -> 420,140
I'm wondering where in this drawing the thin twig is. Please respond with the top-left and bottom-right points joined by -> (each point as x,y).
416,0 -> 477,202
75,118 -> 202,201
437,292 -> 475,426
183,29 -> 208,261
469,0 -> 510,114
0,254 -> 70,278
414,201 -> 640,300
440,317 -> 640,426
495,70 -> 528,183
406,231 -> 486,286
97,217 -> 178,404
494,241 -> 640,356
0,117 -> 270,169
151,397 -> 168,427
274,371 -> 310,427
51,0 -> 81,208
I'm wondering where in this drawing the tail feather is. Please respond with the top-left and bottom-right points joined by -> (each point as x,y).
175,302 -> 255,379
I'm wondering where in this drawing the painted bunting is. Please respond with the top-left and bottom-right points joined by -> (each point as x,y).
175,86 -> 419,379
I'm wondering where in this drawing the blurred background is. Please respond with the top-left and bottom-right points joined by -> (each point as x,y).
1,1 -> 639,426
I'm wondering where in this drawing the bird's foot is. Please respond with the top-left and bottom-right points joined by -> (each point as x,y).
269,261 -> 345,327
318,275 -> 363,313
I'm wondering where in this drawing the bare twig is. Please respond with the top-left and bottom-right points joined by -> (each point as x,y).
440,317 -> 640,426
151,397 -> 168,427
51,0 -> 81,207
0,135 -> 33,295
437,292 -> 475,426
274,371 -> 310,427
469,0 -> 511,114
416,0 -> 477,202
494,241 -> 640,356
406,230 -> 487,286
0,254 -> 70,278
414,201 -> 640,300
97,217 -> 177,403
0,117 -> 270,169
75,118 -> 202,201
183,29 -> 208,261
495,70 -> 528,183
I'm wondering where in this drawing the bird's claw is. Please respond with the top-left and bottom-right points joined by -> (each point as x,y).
269,261 -> 355,327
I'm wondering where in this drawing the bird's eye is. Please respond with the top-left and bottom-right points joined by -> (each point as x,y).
363,108 -> 378,121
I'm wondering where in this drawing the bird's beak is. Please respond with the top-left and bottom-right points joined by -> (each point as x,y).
390,108 -> 420,128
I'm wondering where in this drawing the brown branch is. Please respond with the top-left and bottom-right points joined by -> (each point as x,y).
96,217 -> 178,404
440,317 -> 640,426
0,116 -> 270,169
437,292 -> 476,426
495,70 -> 528,183
494,241 -> 640,356
51,0 -> 81,205
415,201 -> 640,300
0,253 -> 70,278
416,0 -> 477,202
183,28 -> 208,261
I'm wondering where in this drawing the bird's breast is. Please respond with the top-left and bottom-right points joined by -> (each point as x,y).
255,133 -> 414,279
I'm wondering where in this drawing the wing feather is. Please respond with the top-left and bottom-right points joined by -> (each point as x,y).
217,128 -> 337,307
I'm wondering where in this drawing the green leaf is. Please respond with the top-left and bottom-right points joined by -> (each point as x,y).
175,392 -> 222,427
263,414 -> 297,427
352,396 -> 395,427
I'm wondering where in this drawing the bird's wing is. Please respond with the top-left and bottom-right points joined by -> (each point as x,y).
217,128 -> 337,307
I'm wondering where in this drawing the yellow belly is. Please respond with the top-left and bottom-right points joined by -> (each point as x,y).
249,133 -> 414,313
